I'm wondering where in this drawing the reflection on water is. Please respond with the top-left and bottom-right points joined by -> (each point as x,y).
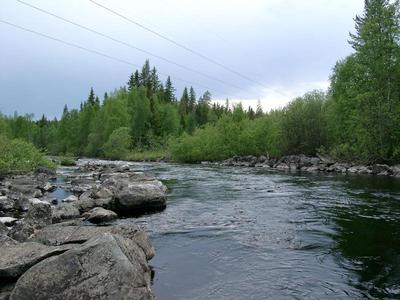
119,163 -> 400,299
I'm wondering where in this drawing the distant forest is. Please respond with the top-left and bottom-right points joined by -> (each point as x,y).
1,0 -> 400,164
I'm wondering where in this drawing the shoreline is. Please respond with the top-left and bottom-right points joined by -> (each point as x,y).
199,154 -> 400,178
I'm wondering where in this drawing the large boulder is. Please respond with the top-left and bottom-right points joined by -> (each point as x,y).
73,191 -> 114,213
114,180 -> 167,215
0,196 -> 14,213
10,233 -> 154,300
83,207 -> 118,224
29,222 -> 155,260
51,203 -> 81,223
9,199 -> 52,242
0,242 -> 73,279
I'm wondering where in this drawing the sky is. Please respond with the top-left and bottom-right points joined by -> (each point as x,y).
0,0 -> 365,119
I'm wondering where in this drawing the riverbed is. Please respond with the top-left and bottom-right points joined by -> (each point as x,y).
114,162 -> 400,299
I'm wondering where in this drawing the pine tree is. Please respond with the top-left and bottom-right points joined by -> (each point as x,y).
188,86 -> 196,113
127,73 -> 135,91
87,88 -> 96,105
164,76 -> 175,103
255,100 -> 264,118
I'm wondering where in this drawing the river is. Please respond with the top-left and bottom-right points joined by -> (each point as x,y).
114,162 -> 400,300
53,161 -> 400,299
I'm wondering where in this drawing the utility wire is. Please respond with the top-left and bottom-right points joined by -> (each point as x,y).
0,19 -> 223,93
88,0 -> 272,91
15,0 -> 243,91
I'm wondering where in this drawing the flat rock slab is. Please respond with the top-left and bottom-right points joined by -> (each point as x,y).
10,233 -> 154,300
29,221 -> 155,260
0,242 -> 74,279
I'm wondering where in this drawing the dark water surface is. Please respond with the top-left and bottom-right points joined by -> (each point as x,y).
122,163 -> 400,299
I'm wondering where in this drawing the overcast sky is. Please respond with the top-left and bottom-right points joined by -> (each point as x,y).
0,0 -> 365,118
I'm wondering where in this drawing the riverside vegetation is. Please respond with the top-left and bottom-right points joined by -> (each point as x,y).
1,0 -> 400,170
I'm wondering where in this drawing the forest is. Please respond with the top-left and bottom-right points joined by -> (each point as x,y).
1,0 -> 400,170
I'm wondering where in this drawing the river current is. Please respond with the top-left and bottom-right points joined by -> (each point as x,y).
116,163 -> 400,299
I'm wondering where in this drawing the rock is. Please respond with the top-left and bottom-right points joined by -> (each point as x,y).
29,222 -> 155,260
51,203 -> 81,223
10,233 -> 154,300
94,187 -> 113,199
9,199 -> 52,242
74,191 -> 114,213
392,165 -> 400,177
34,167 -> 55,176
0,242 -> 73,279
0,222 -> 8,235
371,164 -> 391,175
0,196 -> 14,212
0,217 -> 18,227
0,235 -> 19,247
83,207 -> 118,224
114,181 -> 167,215
62,195 -> 78,203
42,182 -> 56,192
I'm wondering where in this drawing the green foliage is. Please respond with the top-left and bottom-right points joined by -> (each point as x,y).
103,127 -> 132,159
281,91 -> 329,155
59,155 -> 77,166
3,2 -> 400,169
0,135 -> 55,172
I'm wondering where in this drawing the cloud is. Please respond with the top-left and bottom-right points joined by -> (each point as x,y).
215,80 -> 330,112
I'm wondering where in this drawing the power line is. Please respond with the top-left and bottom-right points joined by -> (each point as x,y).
88,0 -> 272,90
0,18 -> 224,94
15,0 -> 243,91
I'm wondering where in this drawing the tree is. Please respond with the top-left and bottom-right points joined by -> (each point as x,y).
164,76 -> 175,103
103,127 -> 132,159
330,0 -> 400,161
127,87 -> 151,147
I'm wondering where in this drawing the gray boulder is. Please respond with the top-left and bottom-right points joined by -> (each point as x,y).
61,195 -> 78,203
9,199 -> 52,242
51,203 -> 81,223
0,242 -> 73,279
29,222 -> 155,259
0,196 -> 14,213
83,207 -> 118,224
0,222 -> 8,235
10,233 -> 154,300
0,217 -> 18,227
114,181 -> 167,215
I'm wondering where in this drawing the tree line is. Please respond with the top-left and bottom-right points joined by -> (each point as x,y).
1,0 -> 399,164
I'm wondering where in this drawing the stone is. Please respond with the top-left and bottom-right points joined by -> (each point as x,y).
8,199 -> 52,242
51,203 -> 81,223
0,217 -> 18,227
0,242 -> 73,279
62,195 -> 78,203
10,233 -> 154,300
0,196 -> 14,212
94,187 -> 113,199
42,182 -> 56,192
83,207 -> 118,224
0,222 -> 8,235
114,181 -> 167,215
29,222 -> 155,259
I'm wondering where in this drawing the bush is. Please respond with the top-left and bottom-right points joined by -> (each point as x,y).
103,127 -> 132,159
0,135 -> 55,173
59,155 -> 77,166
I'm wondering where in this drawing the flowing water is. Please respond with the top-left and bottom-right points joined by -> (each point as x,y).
117,163 -> 400,300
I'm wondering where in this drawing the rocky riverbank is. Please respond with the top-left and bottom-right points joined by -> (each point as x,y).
0,160 -> 167,299
201,154 -> 400,177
